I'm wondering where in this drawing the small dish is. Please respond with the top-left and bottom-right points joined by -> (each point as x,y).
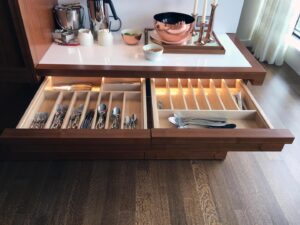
121,29 -> 142,45
143,43 -> 164,61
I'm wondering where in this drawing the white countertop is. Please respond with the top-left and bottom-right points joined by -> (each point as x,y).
40,33 -> 251,68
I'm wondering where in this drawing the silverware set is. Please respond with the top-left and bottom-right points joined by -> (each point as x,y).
81,110 -> 94,129
124,114 -> 137,129
50,105 -> 68,129
31,103 -> 138,130
95,103 -> 107,129
67,104 -> 84,129
30,112 -> 49,129
111,107 -> 121,129
168,114 -> 236,129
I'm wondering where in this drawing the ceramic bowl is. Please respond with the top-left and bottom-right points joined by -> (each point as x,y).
143,43 -> 164,61
121,29 -> 142,45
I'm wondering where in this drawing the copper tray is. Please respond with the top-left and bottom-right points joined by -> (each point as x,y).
144,28 -> 225,54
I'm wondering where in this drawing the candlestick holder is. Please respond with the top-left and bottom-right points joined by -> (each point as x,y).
204,4 -> 218,43
195,22 -> 205,45
191,13 -> 198,36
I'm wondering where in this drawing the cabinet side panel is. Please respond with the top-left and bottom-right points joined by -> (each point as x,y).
17,0 -> 56,66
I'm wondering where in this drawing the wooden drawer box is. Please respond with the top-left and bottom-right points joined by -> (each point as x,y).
0,77 -> 150,159
149,78 -> 294,159
0,77 -> 294,160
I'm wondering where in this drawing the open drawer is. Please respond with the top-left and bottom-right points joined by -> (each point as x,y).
0,77 -> 150,159
149,78 -> 294,159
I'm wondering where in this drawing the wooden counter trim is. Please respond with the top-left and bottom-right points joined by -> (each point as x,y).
151,129 -> 295,144
1,129 -> 150,140
36,34 -> 266,85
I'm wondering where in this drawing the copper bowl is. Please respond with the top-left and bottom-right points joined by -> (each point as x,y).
121,29 -> 142,45
154,12 -> 195,43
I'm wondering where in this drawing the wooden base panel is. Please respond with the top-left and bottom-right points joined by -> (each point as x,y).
145,150 -> 227,160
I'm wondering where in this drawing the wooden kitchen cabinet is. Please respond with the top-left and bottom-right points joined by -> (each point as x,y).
0,0 -> 294,160
0,0 -> 36,83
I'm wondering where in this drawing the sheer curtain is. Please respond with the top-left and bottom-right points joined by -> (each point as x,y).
250,0 -> 299,65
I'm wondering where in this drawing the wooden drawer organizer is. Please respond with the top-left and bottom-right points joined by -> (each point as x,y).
151,78 -> 270,129
0,77 -> 294,160
18,77 -> 147,130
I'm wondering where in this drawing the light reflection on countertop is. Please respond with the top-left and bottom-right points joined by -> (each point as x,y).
39,34 -> 251,68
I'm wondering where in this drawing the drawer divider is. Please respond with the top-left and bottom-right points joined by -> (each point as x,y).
178,79 -> 188,110
151,79 -> 160,128
91,92 -> 102,129
166,79 -> 174,110
105,93 -> 113,129
121,92 -> 126,129
221,79 -> 240,110
197,79 -> 211,110
210,79 -> 225,110
188,79 -> 200,110
61,92 -> 77,129
78,92 -> 91,129
44,91 -> 64,129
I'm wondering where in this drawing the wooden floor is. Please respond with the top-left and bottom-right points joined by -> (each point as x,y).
1,64 -> 300,225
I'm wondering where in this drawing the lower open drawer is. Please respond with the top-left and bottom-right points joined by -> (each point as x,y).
149,78 -> 294,159
0,77 -> 150,159
0,77 -> 294,160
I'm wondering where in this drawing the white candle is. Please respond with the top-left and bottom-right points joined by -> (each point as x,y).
193,0 -> 199,15
201,0 -> 208,23
212,0 -> 218,6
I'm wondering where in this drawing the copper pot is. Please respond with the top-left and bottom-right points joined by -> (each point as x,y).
154,12 -> 195,43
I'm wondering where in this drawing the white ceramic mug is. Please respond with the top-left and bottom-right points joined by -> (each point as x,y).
97,29 -> 113,46
78,29 -> 93,46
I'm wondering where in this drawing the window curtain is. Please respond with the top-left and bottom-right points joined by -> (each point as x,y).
250,0 -> 299,65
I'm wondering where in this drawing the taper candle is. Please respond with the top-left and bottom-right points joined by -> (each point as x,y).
193,0 -> 199,15
201,0 -> 208,23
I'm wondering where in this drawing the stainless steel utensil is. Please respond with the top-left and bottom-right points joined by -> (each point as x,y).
81,110 -> 94,129
50,105 -> 68,129
95,103 -> 107,129
124,114 -> 137,129
111,107 -> 121,129
88,0 -> 122,33
67,105 -> 84,129
168,115 -> 236,129
30,112 -> 49,129
53,4 -> 84,31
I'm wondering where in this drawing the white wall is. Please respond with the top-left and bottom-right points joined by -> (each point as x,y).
236,0 -> 262,46
59,0 -> 244,33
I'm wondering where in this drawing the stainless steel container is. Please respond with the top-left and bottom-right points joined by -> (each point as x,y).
54,4 -> 84,31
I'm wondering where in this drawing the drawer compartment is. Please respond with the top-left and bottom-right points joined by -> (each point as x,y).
1,77 -> 149,159
150,78 -> 294,159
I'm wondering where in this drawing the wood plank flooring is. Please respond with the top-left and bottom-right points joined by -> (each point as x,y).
1,63 -> 300,224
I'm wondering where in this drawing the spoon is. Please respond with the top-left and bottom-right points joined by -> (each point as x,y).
95,103 -> 107,129
111,107 -> 121,129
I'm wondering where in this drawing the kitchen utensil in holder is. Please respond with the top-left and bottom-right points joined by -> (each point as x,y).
195,3 -> 218,45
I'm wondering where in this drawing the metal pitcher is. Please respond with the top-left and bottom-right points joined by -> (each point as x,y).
54,4 -> 84,31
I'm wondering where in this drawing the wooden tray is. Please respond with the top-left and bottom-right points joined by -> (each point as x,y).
144,28 -> 225,54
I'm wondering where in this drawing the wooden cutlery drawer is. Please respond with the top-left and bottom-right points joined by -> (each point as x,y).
0,77 -> 150,159
0,77 -> 294,160
149,78 -> 294,159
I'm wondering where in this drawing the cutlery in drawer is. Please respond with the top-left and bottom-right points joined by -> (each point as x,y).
168,115 -> 236,129
67,105 -> 84,129
30,112 -> 49,129
50,105 -> 68,129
